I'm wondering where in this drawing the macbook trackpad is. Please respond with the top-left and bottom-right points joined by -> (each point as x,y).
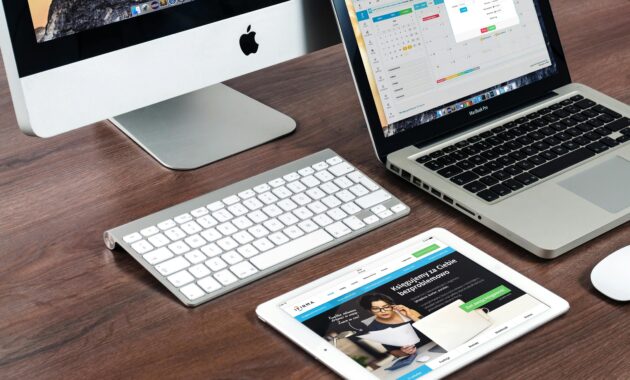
559,156 -> 630,213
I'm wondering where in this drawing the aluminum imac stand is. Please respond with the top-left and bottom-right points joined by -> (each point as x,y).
110,84 -> 296,170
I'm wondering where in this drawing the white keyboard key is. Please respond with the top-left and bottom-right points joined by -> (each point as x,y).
251,230 -> 334,270
307,201 -> 328,214
174,213 -> 193,224
341,202 -> 361,215
254,183 -> 271,193
349,184 -> 369,197
315,170 -> 334,183
292,193 -> 312,206
272,186 -> 293,199
222,251 -> 244,265
169,241 -> 190,255
180,283 -> 205,301
238,189 -> 256,199
157,219 -> 176,231
206,257 -> 227,271
321,195 -> 341,208
326,222 -> 352,238
181,221 -> 202,235
328,162 -> 354,176
168,270 -> 194,287
232,216 -> 253,229
335,189 -> 355,203
269,232 -> 290,246
131,240 -> 153,254
156,256 -> 190,276
278,199 -> 298,212
312,161 -> 329,171
207,201 -> 224,212
378,210 -> 394,219
201,243 -> 223,257
248,210 -> 268,224
140,226 -> 159,237
306,187 -> 326,200
198,276 -> 222,292
213,209 -> 234,222
230,261 -> 259,279
123,232 -> 142,244
243,197 -> 264,211
284,225 -> 305,239
148,233 -> 170,248
287,181 -> 307,193
165,227 -> 186,241
300,175 -> 320,188
237,244 -> 259,258
262,204 -> 283,218
347,171 -> 363,183
278,212 -> 299,226
298,167 -> 315,176
327,208 -> 348,221
269,178 -> 286,187
253,238 -> 274,252
217,222 -> 238,236
249,224 -> 270,238
143,247 -> 173,265
258,192 -> 279,205
264,218 -> 285,232
343,216 -> 366,231
355,190 -> 392,209
233,230 -> 254,244
283,172 -> 300,182
222,195 -> 240,205
228,203 -> 249,217
313,213 -> 334,227
191,207 -> 209,218
185,250 -> 207,264
320,182 -> 340,195
293,207 -> 314,220
200,228 -> 222,242
333,176 -> 354,189
197,215 -> 218,229
214,269 -> 238,285
298,219 -> 319,233
391,203 -> 408,213
184,234 -> 206,249
363,215 -> 380,225
217,237 -> 238,251
326,156 -> 343,165
371,205 -> 387,214
189,263 -> 211,279
359,177 -> 380,191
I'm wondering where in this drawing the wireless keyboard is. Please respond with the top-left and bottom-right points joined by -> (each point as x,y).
104,149 -> 409,306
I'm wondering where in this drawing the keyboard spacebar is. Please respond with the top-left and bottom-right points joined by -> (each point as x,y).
250,230 -> 334,270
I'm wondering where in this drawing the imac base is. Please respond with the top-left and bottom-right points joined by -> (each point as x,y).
110,83 -> 296,170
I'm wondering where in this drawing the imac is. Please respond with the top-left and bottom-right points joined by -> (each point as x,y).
0,0 -> 339,169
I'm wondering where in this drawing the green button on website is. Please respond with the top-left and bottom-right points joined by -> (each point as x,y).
460,285 -> 511,312
413,244 -> 440,258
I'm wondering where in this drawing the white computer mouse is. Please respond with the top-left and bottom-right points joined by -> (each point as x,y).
591,246 -> 630,302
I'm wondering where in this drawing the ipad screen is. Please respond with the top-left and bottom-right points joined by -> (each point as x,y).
281,237 -> 549,379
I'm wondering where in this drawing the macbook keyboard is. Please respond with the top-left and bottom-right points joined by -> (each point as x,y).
416,95 -> 630,202
105,149 -> 409,306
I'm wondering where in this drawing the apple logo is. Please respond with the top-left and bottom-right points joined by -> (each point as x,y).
239,25 -> 259,56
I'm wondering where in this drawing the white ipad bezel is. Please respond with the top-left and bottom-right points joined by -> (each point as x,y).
256,228 -> 569,379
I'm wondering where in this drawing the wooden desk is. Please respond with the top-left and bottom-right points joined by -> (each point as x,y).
1,0 -> 628,378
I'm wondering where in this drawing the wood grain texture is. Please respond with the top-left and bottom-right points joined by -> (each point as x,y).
0,0 -> 628,378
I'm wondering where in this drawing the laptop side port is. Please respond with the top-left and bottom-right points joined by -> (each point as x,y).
401,170 -> 412,181
431,188 -> 441,197
389,164 -> 401,174
413,178 -> 423,187
442,195 -> 453,204
455,203 -> 475,217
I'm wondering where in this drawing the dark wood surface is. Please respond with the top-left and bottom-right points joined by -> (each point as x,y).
1,0 -> 628,378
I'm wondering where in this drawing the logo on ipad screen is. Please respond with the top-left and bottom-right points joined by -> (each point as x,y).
239,25 -> 259,56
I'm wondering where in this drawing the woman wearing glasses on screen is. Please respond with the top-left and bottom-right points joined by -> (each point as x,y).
359,293 -> 426,357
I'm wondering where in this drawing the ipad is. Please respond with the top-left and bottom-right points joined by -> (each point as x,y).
256,228 -> 569,379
